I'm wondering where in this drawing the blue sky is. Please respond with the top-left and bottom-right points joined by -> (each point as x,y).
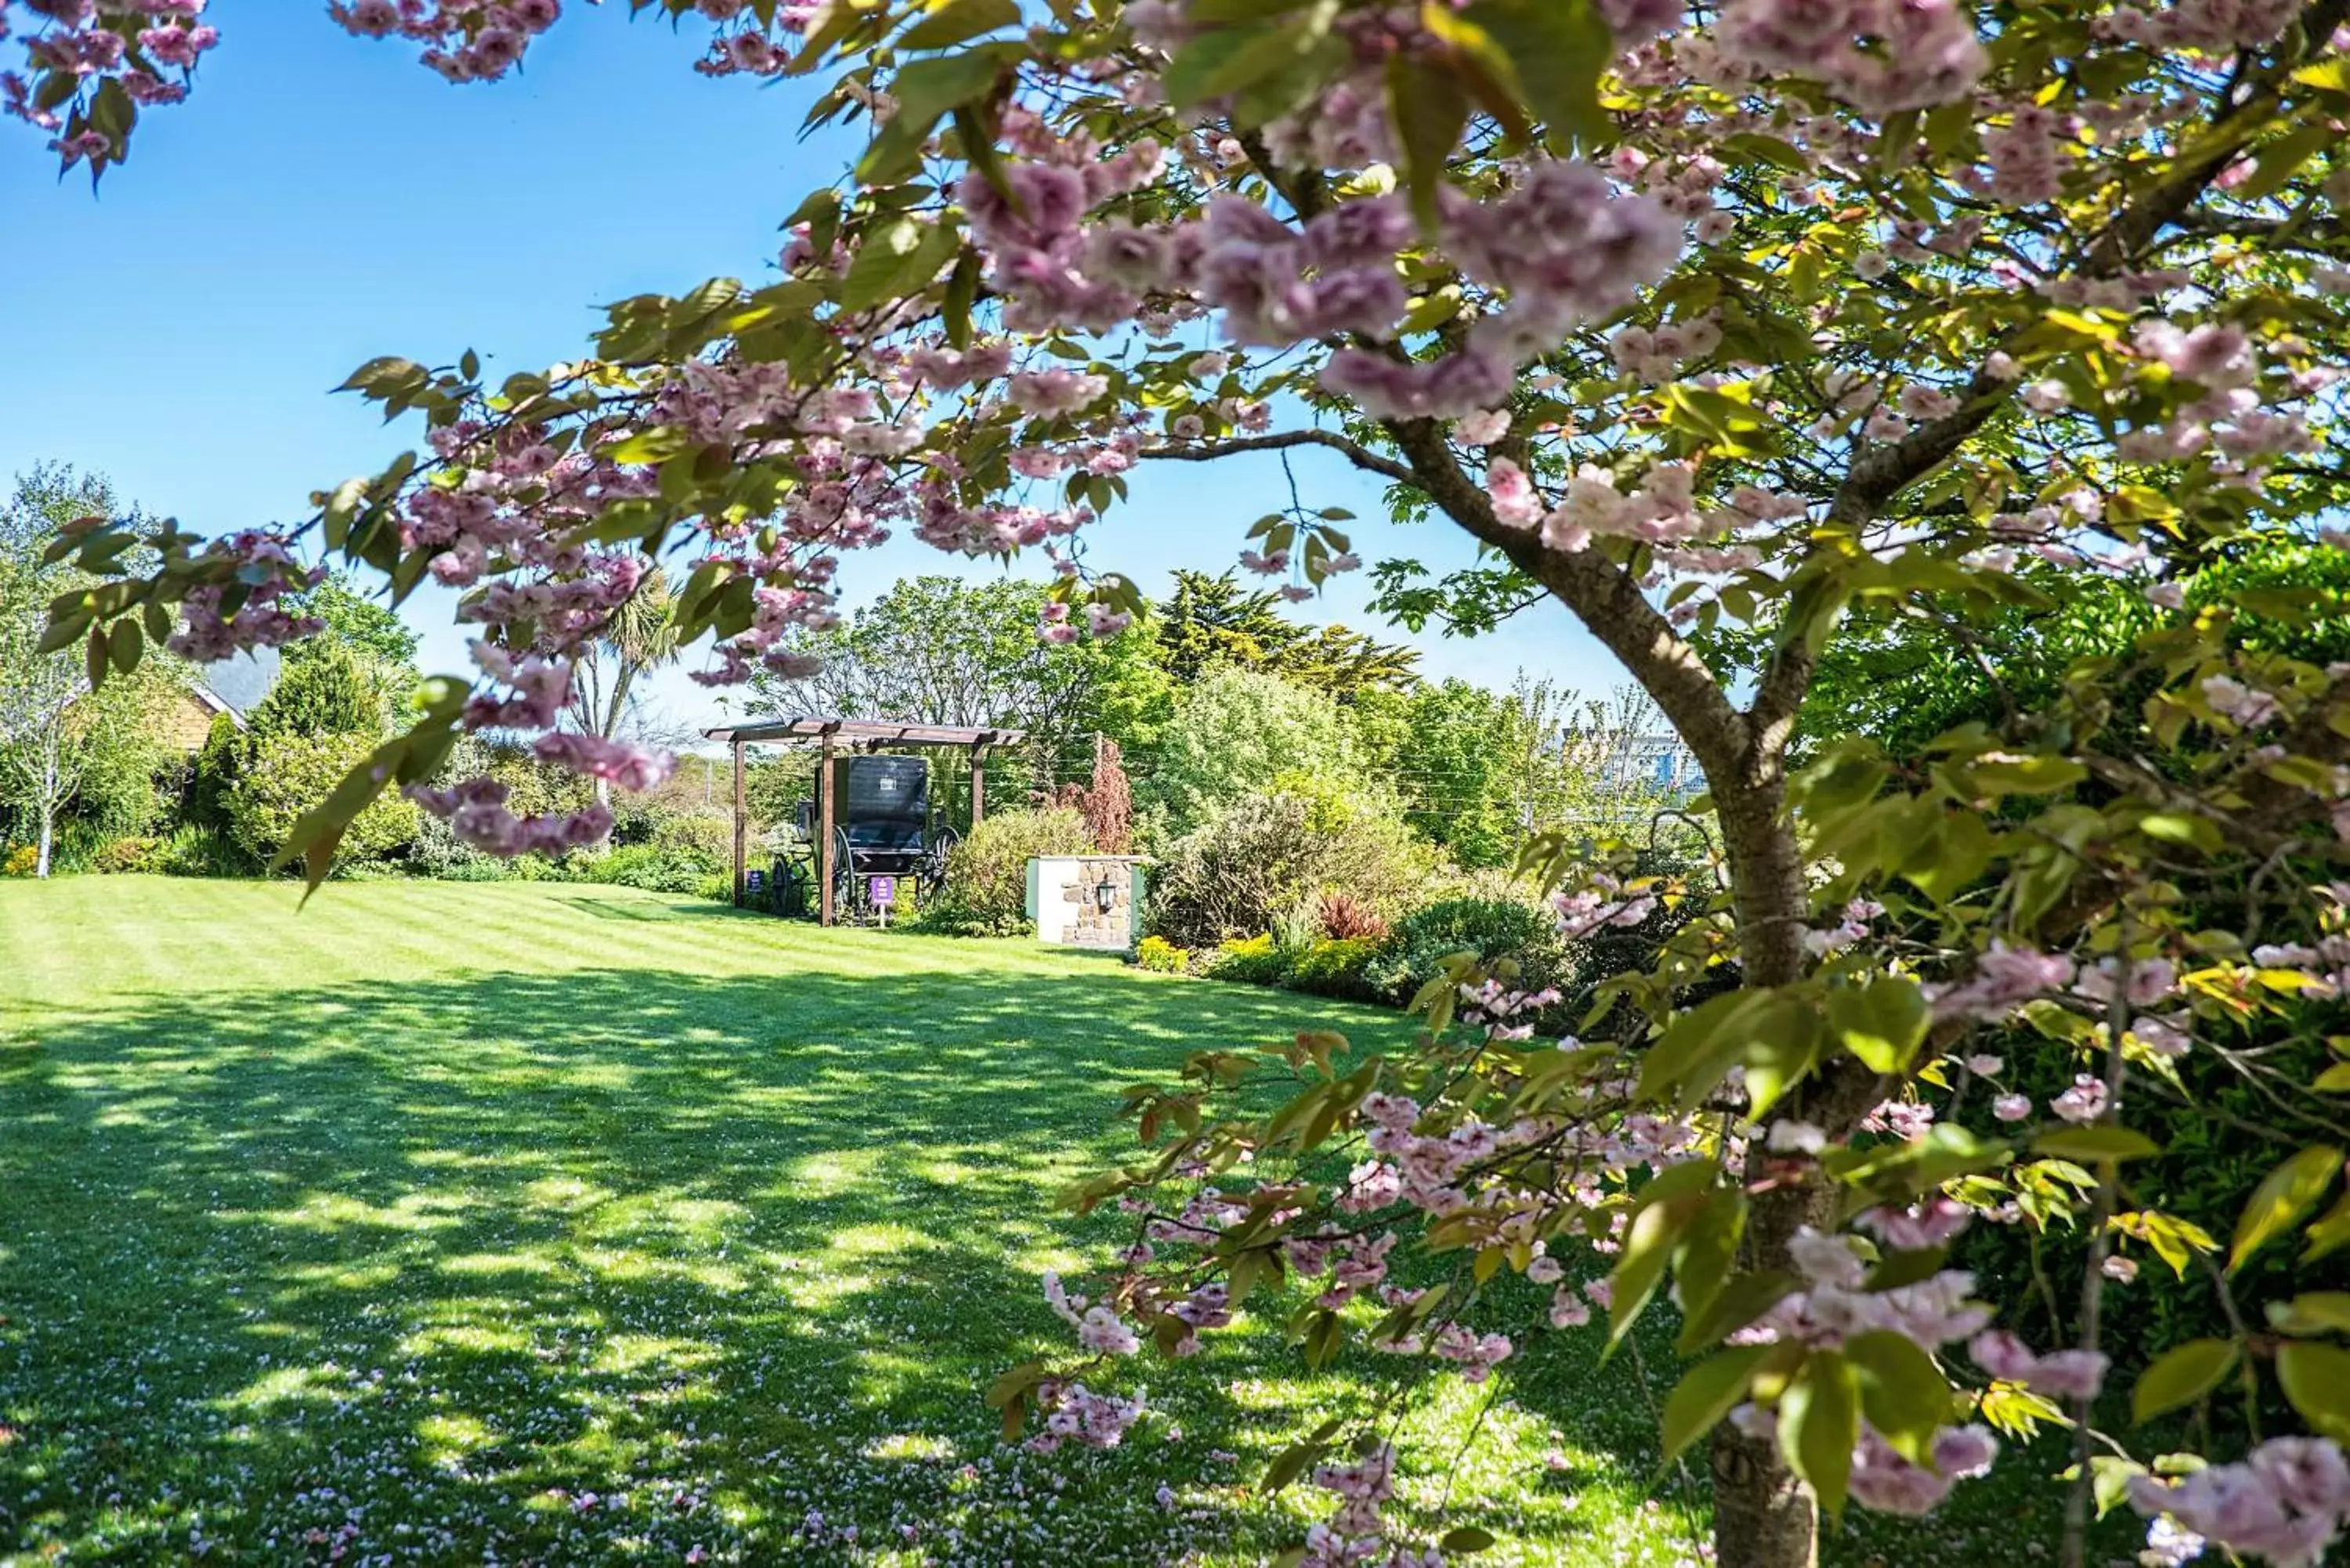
2,9 -> 1621,736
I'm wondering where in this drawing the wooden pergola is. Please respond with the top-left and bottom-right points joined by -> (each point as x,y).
701,715 -> 1026,926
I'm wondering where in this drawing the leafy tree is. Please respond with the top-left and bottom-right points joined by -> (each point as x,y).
282,572 -> 421,673
567,562 -> 682,804
245,637 -> 392,740
0,467 -> 185,874
1154,569 -> 1419,697
754,573 -> 1173,797
45,6 -> 2350,1567
1146,666 -> 1364,839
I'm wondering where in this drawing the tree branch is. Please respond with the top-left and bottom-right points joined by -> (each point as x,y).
1378,414 -> 1756,785
1136,428 -> 1418,487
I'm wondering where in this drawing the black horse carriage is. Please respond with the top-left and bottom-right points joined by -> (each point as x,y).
759,753 -> 960,923
713,717 -> 1022,925
775,756 -> 956,923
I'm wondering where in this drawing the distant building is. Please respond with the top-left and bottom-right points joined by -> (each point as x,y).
153,649 -> 281,753
1594,732 -> 1705,797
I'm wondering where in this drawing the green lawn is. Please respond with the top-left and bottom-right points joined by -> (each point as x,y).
0,880 -> 2075,1564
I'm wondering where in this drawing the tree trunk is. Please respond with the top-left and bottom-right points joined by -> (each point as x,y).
34,737 -> 57,880
1705,761 -> 1851,1568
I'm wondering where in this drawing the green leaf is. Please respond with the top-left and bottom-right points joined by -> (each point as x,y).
1608,1159 -> 1719,1349
900,0 -> 1021,50
2131,1339 -> 2238,1425
837,216 -> 964,313
1661,1346 -> 1772,1464
2305,1190 -> 2350,1265
1781,1349 -> 1859,1520
2312,1063 -> 2350,1093
2265,1292 -> 2350,1337
107,617 -> 141,677
1386,53 -> 1468,237
1437,1526 -> 1498,1554
1826,974 -> 1929,1076
856,48 -> 1009,179
1672,1189 -> 1747,1324
2234,121 -> 2336,204
1676,1269 -> 1796,1355
2034,1125 -> 2164,1164
1162,2 -> 1338,111
2229,1145 -> 2343,1274
1457,0 -> 1612,148
1965,753 -> 2088,797
1845,1331 -> 1952,1467
2276,1341 -> 2350,1440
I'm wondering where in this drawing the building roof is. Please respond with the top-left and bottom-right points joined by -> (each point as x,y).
703,715 -> 1027,749
197,647 -> 281,721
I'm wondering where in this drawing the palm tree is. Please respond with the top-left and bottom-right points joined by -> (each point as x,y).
568,564 -> 681,804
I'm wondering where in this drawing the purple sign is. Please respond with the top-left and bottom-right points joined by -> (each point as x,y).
869,875 -> 898,907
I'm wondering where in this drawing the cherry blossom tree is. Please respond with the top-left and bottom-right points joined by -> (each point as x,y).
22,2 -> 2350,1566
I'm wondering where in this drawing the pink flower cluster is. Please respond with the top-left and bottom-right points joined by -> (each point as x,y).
1716,0 -> 1987,113
1849,1424 -> 2001,1515
403,776 -> 616,856
1924,941 -> 2075,1022
1757,1228 -> 1992,1349
330,0 -> 564,85
1043,1270 -> 1140,1356
1967,1329 -> 2107,1400
2129,1437 -> 2350,1568
1026,1379 -> 1145,1453
163,531 -> 326,662
1552,871 -> 1661,939
5,2 -> 213,169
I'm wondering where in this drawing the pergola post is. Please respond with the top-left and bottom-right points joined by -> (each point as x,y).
818,732 -> 837,927
970,740 -> 988,827
731,738 -> 747,909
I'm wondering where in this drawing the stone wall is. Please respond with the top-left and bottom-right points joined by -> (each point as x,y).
1061,856 -> 1136,948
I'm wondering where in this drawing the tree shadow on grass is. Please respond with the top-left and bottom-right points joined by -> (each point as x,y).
0,964 -> 1495,1563
0,948 -> 2092,1566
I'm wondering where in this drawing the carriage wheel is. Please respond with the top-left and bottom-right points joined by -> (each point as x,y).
830,826 -> 859,923
922,825 -> 960,898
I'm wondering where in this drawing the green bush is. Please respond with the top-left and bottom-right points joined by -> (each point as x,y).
1368,898 -> 1572,1005
1285,936 -> 1384,1001
1205,932 -> 1292,985
406,812 -> 512,881
89,836 -> 161,874
152,825 -> 247,878
920,807 -> 1090,936
226,732 -> 422,867
246,639 -> 394,739
1146,790 -> 1435,952
2,845 -> 38,878
1134,934 -> 1190,974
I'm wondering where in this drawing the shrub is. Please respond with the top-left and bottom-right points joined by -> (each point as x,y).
1135,934 -> 1190,974
226,732 -> 422,867
1285,936 -> 1383,1001
2,845 -> 38,877
1147,667 -> 1364,838
1205,932 -> 1292,985
921,807 -> 1089,936
1368,898 -> 1572,1006
406,811 -> 512,881
152,825 -> 247,878
1317,889 -> 1389,941
1146,791 -> 1435,952
246,638 -> 393,739
89,836 -> 160,874
595,843 -> 718,894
